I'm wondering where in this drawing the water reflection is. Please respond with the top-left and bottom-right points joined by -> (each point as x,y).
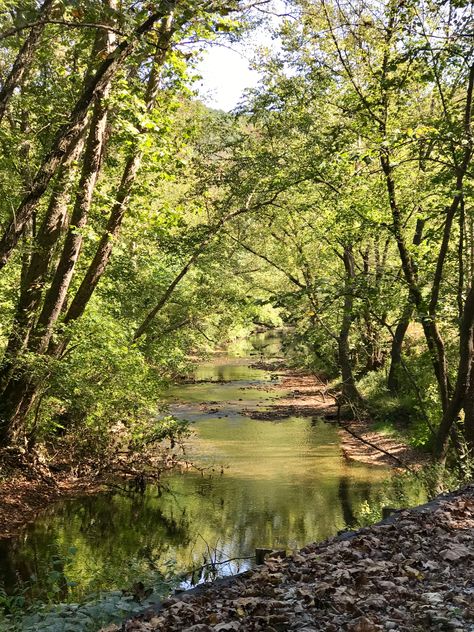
0,334 -> 426,602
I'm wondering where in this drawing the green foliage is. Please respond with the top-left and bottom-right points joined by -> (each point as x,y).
0,0 -> 472,503
0,546 -> 177,632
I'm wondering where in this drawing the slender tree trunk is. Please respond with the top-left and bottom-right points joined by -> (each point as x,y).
0,6 -> 120,447
61,14 -> 175,330
133,205 -> 257,341
463,367 -> 474,452
387,219 -> 424,393
387,304 -> 412,393
0,6 -> 172,268
458,198 -> 465,319
338,245 -> 363,403
31,23 -> 115,354
378,32 -> 449,404
381,149 -> 451,411
133,248 -> 206,341
0,140 -> 84,390
435,284 -> 474,458
0,376 -> 37,447
0,0 -> 54,123
358,245 -> 384,374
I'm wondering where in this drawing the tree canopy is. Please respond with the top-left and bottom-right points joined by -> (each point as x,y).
0,0 -> 473,467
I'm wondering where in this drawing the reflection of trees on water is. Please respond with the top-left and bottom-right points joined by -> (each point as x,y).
0,467 -> 422,601
0,538 -> 25,593
249,332 -> 283,359
0,534 -> 69,600
0,341 -> 425,602
0,491 -> 192,598
338,477 -> 356,528
161,470 -> 391,562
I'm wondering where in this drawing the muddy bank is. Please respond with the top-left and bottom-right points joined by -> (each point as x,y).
241,367 -> 428,470
101,486 -> 474,632
0,474 -> 104,539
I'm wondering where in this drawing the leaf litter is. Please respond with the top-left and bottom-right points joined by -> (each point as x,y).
102,487 -> 474,632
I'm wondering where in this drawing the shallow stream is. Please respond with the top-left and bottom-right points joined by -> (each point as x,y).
0,334 -> 425,612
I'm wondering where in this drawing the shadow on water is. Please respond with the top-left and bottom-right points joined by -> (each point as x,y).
0,332 -> 427,605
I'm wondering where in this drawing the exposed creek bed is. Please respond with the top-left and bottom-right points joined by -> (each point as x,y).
0,335 -> 429,630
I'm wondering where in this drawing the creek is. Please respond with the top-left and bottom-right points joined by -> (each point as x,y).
0,333 -> 425,616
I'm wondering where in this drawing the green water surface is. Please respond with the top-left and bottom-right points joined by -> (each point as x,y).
0,335 -> 426,607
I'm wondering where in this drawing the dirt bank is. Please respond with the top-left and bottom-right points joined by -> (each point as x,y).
243,367 -> 428,470
0,475 -> 104,539
101,486 -> 474,632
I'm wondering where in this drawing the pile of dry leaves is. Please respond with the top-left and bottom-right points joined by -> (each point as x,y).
103,487 -> 474,632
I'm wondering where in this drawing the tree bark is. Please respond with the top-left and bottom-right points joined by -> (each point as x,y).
0,0 -> 54,123
387,219 -> 424,393
62,14 -> 175,329
338,245 -> 363,403
0,140 -> 84,390
0,375 -> 37,447
435,283 -> 474,458
462,367 -> 474,452
387,305 -> 412,393
31,20 -> 115,354
0,5 -> 172,269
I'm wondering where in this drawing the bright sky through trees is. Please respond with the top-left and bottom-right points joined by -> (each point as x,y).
196,1 -> 286,111
195,43 -> 262,111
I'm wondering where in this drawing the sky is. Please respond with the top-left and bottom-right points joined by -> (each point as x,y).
194,2 -> 287,111
195,42 -> 263,111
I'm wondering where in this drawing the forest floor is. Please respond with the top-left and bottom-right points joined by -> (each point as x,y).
102,485 -> 474,632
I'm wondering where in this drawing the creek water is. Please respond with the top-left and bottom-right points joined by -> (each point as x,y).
0,334 -> 425,605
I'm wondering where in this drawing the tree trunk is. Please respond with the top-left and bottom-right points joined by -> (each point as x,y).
435,284 -> 474,458
31,23 -> 115,354
380,149 -> 451,412
387,306 -> 412,393
0,140 -> 84,390
62,13 -> 175,329
387,219 -> 425,393
0,374 -> 37,447
0,8 -> 119,447
463,367 -> 474,452
0,0 -> 55,123
0,6 -> 172,268
338,245 -> 363,404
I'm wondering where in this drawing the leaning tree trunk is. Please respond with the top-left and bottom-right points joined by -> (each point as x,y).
33,98 -> 110,352
0,12 -> 116,447
0,6 -> 172,269
0,373 -> 37,447
0,140 -> 84,391
0,0 -> 55,123
60,13 -> 175,332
